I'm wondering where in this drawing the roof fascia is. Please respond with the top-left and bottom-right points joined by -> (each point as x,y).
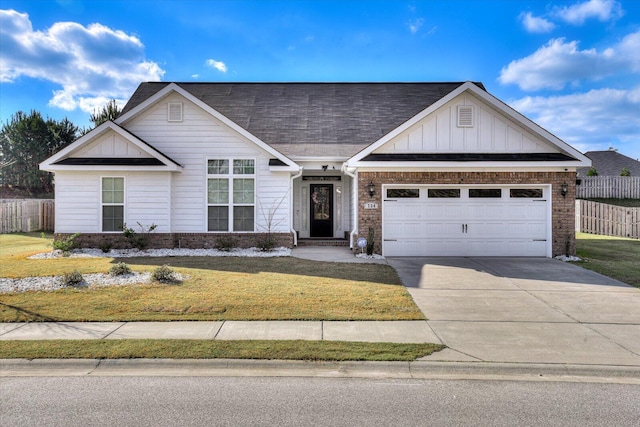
116,83 -> 300,171
40,121 -> 182,172
346,81 -> 591,167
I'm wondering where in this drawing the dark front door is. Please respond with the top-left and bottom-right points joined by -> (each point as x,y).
310,184 -> 333,237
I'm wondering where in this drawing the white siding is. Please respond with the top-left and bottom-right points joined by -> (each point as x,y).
376,93 -> 557,154
124,93 -> 291,233
53,171 -> 172,233
76,132 -> 152,158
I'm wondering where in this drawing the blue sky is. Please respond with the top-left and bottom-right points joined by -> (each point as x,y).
1,0 -> 639,159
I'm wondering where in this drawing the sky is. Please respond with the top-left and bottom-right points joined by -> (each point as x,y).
1,0 -> 639,160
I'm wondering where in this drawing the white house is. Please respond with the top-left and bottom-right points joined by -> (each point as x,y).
40,82 -> 590,257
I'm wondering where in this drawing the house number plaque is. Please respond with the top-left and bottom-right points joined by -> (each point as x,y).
364,202 -> 378,209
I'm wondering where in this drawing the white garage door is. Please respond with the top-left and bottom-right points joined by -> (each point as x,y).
383,186 -> 549,257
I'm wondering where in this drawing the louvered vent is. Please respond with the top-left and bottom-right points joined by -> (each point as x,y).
457,105 -> 474,127
168,103 -> 183,122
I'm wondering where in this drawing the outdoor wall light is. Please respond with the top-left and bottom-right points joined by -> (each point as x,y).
367,181 -> 375,198
561,181 -> 568,197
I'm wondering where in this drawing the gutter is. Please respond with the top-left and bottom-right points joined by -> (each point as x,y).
290,166 -> 304,246
341,165 -> 358,249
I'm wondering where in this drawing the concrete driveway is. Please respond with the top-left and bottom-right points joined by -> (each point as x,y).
387,257 -> 640,366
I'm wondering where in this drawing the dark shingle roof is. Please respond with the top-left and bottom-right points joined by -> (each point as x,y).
121,82 -> 483,158
578,151 -> 640,176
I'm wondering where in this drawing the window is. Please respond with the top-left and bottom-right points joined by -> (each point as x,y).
469,189 -> 502,198
387,189 -> 420,198
510,189 -> 543,198
428,189 -> 460,198
102,177 -> 124,231
207,159 -> 255,232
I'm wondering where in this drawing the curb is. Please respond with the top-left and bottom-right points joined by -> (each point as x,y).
2,359 -> 639,383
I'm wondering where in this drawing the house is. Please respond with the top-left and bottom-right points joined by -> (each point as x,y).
577,150 -> 640,176
40,82 -> 591,257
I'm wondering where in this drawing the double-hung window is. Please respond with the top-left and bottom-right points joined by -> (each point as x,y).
207,159 -> 255,232
102,177 -> 124,232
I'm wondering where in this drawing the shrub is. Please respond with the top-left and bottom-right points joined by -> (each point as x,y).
122,222 -> 157,250
52,232 -> 80,256
151,265 -> 180,284
621,167 -> 631,177
99,241 -> 112,253
366,227 -> 375,256
109,262 -> 132,276
256,236 -> 277,252
586,167 -> 598,176
60,270 -> 84,287
215,235 -> 236,252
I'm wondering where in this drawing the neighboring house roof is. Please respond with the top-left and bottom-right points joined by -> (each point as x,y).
121,82 -> 482,158
578,151 -> 640,176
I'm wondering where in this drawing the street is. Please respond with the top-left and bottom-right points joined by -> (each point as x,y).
2,376 -> 639,426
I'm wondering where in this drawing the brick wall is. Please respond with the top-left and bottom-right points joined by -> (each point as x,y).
55,232 -> 294,250
358,171 -> 577,257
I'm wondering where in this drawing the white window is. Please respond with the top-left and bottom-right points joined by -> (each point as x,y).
102,177 -> 124,232
207,159 -> 255,232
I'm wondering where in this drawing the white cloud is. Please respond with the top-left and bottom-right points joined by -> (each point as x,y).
499,31 -> 639,91
206,59 -> 227,73
510,87 -> 640,153
520,12 -> 555,33
554,0 -> 623,25
407,18 -> 424,34
0,9 -> 164,113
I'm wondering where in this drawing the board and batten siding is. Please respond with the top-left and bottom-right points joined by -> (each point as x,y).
124,93 -> 291,233
53,171 -> 171,233
375,93 -> 556,154
76,132 -> 153,158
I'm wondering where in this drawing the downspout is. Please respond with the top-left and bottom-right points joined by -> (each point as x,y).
290,166 -> 304,247
341,165 -> 358,249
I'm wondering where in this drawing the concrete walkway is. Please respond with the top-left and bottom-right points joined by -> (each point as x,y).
387,257 -> 640,366
0,320 -> 437,343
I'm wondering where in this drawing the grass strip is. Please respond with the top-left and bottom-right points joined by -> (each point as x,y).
0,340 -> 444,361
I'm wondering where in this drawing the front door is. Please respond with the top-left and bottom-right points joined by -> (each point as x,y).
310,184 -> 333,237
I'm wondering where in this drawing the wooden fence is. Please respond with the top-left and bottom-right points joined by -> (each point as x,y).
0,199 -> 54,233
577,176 -> 640,199
576,200 -> 639,239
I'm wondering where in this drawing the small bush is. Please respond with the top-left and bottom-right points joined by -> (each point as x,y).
122,222 -> 157,250
99,241 -> 112,253
109,262 -> 132,276
256,236 -> 277,252
52,233 -> 80,255
152,265 -> 180,284
60,270 -> 84,287
215,235 -> 236,252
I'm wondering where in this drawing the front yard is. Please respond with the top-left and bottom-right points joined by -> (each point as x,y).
0,233 -> 424,322
575,232 -> 640,288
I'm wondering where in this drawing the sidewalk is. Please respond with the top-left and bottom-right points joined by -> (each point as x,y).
0,320 -> 438,344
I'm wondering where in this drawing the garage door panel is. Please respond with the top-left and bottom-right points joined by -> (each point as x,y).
383,185 -> 549,257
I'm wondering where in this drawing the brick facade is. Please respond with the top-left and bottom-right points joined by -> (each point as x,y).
358,171 -> 577,257
55,232 -> 294,251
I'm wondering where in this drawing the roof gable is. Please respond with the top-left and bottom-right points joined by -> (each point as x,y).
347,82 -> 591,168
40,121 -> 182,172
117,83 -> 298,171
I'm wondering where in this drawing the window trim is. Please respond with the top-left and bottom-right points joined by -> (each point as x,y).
206,158 -> 256,232
101,176 -> 125,233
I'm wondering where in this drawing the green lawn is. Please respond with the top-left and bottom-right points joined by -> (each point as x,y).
0,339 -> 444,361
0,233 -> 424,322
575,232 -> 640,288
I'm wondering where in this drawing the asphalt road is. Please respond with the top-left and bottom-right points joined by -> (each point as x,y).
2,376 -> 639,426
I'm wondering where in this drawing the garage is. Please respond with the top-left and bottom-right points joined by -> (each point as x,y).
382,185 -> 550,257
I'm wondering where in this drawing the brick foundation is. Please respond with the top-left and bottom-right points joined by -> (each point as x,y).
358,171 -> 577,257
55,232 -> 294,250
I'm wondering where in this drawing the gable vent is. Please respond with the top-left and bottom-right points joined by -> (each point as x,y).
457,105 -> 474,128
168,102 -> 183,122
